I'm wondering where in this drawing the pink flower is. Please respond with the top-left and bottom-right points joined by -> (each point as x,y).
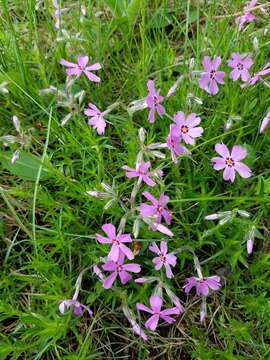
84,103 -> 106,135
183,276 -> 221,296
140,192 -> 172,225
60,55 -> 101,82
96,223 -> 134,262
102,252 -> 141,289
236,0 -> 257,31
122,161 -> 162,187
172,112 -> 203,145
199,56 -> 225,95
211,143 -> 251,182
136,295 -> 180,331
247,239 -> 254,254
245,63 -> 270,86
146,80 -> 165,123
59,299 -> 93,316
260,112 -> 270,133
149,241 -> 177,279
227,53 -> 253,82
166,125 -> 190,163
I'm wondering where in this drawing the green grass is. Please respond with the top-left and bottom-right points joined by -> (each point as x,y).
0,0 -> 270,359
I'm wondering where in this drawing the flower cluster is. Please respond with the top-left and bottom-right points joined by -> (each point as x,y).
24,3 -> 267,341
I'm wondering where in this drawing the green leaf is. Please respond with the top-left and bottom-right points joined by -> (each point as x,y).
263,177 -> 270,194
0,151 -> 50,181
126,0 -> 141,26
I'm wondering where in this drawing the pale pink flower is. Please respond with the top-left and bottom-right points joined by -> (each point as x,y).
212,143 -> 251,182
149,241 -> 177,279
183,276 -> 221,296
59,299 -> 93,316
236,0 -> 257,31
199,56 -> 225,95
166,125 -> 190,163
146,80 -> 165,123
172,112 -> 203,145
260,112 -> 270,133
244,63 -> 270,86
227,53 -> 253,82
122,306 -> 148,341
102,252 -> 141,289
136,295 -> 180,331
140,191 -> 172,225
84,103 -> 106,134
122,161 -> 162,187
96,223 -> 134,262
60,55 -> 101,82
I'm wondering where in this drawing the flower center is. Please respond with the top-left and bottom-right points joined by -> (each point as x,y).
237,63 -> 244,71
153,95 -> 160,106
157,205 -> 163,213
112,239 -> 119,245
181,125 -> 188,134
210,70 -> 216,80
225,157 -> 234,167
116,265 -> 123,272
159,253 -> 166,263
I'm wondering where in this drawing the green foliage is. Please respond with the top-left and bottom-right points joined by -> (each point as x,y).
0,0 -> 270,359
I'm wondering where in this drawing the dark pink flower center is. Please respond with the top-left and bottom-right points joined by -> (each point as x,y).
210,70 -> 216,80
157,205 -> 163,213
116,265 -> 123,272
112,239 -> 120,245
181,125 -> 189,134
159,253 -> 167,263
225,157 -> 235,167
78,64 -> 86,70
237,63 -> 244,71
139,168 -> 147,175
153,95 -> 160,106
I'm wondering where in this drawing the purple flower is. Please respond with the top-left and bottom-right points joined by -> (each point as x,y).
84,103 -> 106,135
236,0 -> 257,31
227,53 -> 253,82
59,299 -> 93,316
260,112 -> 270,133
199,56 -> 225,95
146,80 -> 165,123
136,295 -> 180,331
60,55 -> 101,82
166,125 -> 190,163
172,112 -> 203,145
102,252 -> 141,289
122,161 -> 162,187
122,306 -> 148,341
212,143 -> 252,182
245,63 -> 270,86
149,241 -> 177,279
96,223 -> 134,262
183,276 -> 221,296
140,191 -> 172,225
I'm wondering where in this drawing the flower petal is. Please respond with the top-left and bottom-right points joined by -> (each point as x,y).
150,295 -> 163,313
223,166 -> 236,182
231,145 -> 247,161
215,143 -> 230,158
234,162 -> 251,178
103,271 -> 117,289
102,223 -> 116,239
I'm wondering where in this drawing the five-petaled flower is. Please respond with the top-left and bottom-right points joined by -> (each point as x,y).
136,295 -> 180,331
183,275 -> 221,296
149,241 -> 177,279
236,0 -> 257,31
227,53 -> 253,82
102,252 -> 141,289
166,125 -> 190,163
199,56 -> 225,95
84,103 -> 106,135
122,161 -> 162,187
146,80 -> 165,123
212,143 -> 252,182
140,192 -> 172,225
59,299 -> 93,316
172,112 -> 203,145
60,55 -> 101,82
96,223 -> 134,262
245,63 -> 270,86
